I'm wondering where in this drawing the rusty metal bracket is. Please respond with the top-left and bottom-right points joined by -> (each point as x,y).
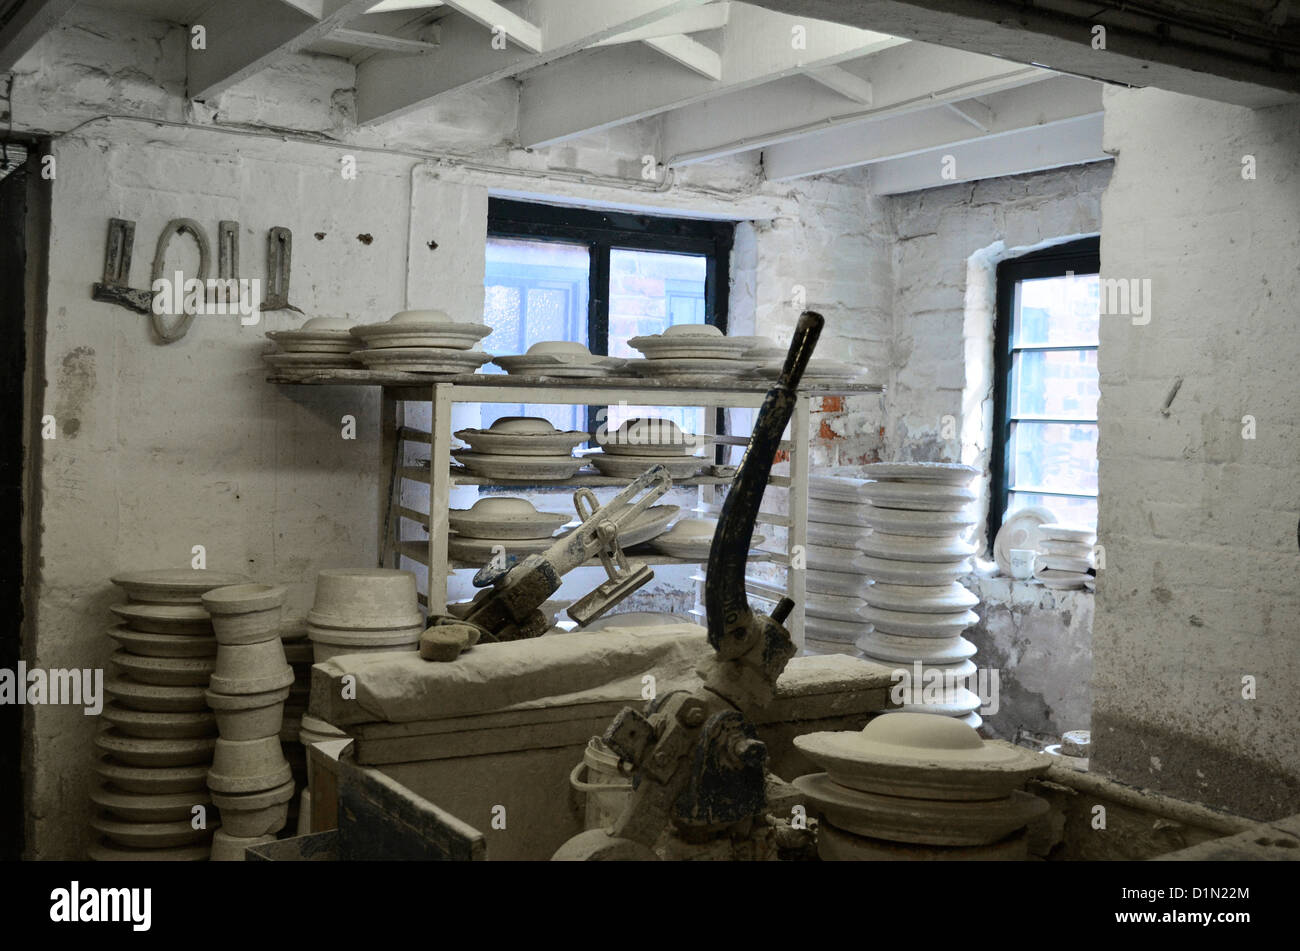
91,218 -> 152,314
218,220 -> 239,281
263,226 -> 302,313
208,219 -> 245,312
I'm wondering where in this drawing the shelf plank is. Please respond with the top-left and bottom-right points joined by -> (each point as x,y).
397,540 -> 770,569
398,464 -> 742,488
266,369 -> 884,397
694,504 -> 790,528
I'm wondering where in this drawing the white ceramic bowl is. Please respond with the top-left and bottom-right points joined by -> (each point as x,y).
448,497 -> 570,540
300,317 -> 353,332
661,323 -> 723,338
488,416 -> 557,435
527,340 -> 590,356
611,417 -> 685,446
469,497 -> 536,518
389,309 -> 452,324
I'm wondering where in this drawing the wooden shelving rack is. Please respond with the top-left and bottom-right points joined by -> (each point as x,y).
267,369 -> 883,648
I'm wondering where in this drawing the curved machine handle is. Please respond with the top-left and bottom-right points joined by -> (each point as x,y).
706,311 -> 824,660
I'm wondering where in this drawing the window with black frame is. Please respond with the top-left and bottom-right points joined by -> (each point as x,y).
989,237 -> 1101,545
481,199 -> 733,436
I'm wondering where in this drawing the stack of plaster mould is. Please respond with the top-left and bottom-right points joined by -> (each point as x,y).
803,476 -> 876,658
278,617 -> 313,830
201,584 -> 296,862
92,569 -> 249,861
794,712 -> 1052,861
1033,524 -> 1096,591
307,569 -> 424,661
855,463 -> 984,729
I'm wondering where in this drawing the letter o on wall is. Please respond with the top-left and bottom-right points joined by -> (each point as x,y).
150,218 -> 211,343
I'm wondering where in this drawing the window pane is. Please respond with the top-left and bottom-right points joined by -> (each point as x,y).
483,238 -> 589,359
1009,420 -> 1098,497
608,247 -> 709,434
481,237 -> 590,432
1011,349 -> 1099,420
1007,491 -> 1097,533
1013,272 -> 1099,348
608,248 -> 707,358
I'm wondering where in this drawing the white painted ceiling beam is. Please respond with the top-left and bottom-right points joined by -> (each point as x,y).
743,0 -> 1300,107
867,113 -> 1108,195
439,0 -> 542,53
946,99 -> 992,132
761,74 -> 1103,180
662,41 -> 1049,165
356,0 -> 714,124
365,0 -> 445,12
330,27 -> 441,53
593,2 -> 730,45
188,0 -> 378,101
643,34 -> 722,80
803,64 -> 872,104
517,3 -> 904,148
0,0 -> 78,72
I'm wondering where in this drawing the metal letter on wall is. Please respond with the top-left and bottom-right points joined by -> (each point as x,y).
149,217 -> 211,344
263,226 -> 300,312
215,219 -> 240,309
91,218 -> 152,313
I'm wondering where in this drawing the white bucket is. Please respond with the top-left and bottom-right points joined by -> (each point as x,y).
570,737 -> 633,831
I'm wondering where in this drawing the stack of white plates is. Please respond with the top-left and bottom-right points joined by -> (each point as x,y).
803,476 -> 874,658
627,325 -> 757,382
351,309 -> 493,376
263,317 -> 362,370
492,341 -> 628,378
446,496 -> 570,564
453,416 -> 588,481
1033,524 -> 1096,590
855,463 -> 985,729
792,713 -> 1051,860
753,358 -> 876,386
649,518 -> 763,560
591,417 -> 706,480
444,502 -> 679,567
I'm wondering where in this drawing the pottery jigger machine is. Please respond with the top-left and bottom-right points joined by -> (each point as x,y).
420,465 -> 673,659
548,311 -> 826,861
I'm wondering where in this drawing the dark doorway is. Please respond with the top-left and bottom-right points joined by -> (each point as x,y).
0,143 -> 36,861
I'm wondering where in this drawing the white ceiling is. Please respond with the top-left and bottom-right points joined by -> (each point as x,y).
18,0 -> 1116,192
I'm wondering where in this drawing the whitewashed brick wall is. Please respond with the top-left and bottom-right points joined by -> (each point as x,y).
1092,87 -> 1300,819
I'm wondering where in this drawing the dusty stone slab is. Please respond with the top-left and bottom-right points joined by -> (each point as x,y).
314,634 -> 898,730
310,630 -> 714,727
319,639 -> 896,767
